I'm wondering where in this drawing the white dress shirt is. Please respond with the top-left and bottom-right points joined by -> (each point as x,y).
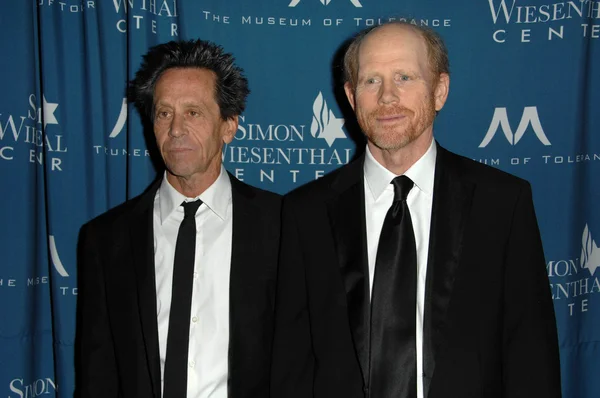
154,166 -> 232,398
364,140 -> 436,398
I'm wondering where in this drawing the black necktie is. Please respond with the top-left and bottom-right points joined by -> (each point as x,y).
369,176 -> 417,398
163,200 -> 202,398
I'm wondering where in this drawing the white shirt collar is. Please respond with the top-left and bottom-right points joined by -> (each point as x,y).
364,139 -> 437,201
158,165 -> 232,224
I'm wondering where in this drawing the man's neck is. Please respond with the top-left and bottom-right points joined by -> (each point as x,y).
166,165 -> 221,198
368,134 -> 433,176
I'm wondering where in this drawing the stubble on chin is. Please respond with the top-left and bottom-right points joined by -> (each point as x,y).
361,99 -> 437,152
359,113 -> 418,151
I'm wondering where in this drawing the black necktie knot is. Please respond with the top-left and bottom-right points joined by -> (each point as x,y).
392,176 -> 414,202
182,200 -> 202,219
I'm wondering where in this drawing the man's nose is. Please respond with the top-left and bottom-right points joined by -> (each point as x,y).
168,113 -> 186,138
378,79 -> 400,105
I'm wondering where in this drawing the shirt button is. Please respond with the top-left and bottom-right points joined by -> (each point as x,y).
189,360 -> 195,368
192,316 -> 198,323
193,272 -> 198,279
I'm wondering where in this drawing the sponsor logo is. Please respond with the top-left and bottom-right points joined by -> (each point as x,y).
38,1 -> 180,35
475,106 -> 600,167
108,98 -> 128,138
1,234 -> 72,292
479,106 -> 550,148
0,278 -> 17,287
41,96 -> 59,129
547,224 -> 600,316
581,224 -> 600,276
111,0 -> 179,37
488,0 -> 600,43
310,92 -> 346,147
93,95 -> 150,158
0,94 -> 67,172
198,3 -> 451,29
223,90 -> 354,187
38,0 -> 95,13
49,235 -> 69,277
288,0 -> 363,7
49,234 -> 78,296
8,376 -> 57,398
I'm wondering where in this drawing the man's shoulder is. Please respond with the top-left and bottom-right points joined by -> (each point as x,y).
285,156 -> 363,204
440,146 -> 530,190
82,180 -> 158,232
229,173 -> 282,209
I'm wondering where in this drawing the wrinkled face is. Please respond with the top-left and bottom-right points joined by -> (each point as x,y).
153,68 -> 236,184
345,25 -> 449,152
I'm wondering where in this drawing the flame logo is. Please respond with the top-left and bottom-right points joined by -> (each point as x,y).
109,97 -> 128,138
310,92 -> 346,147
49,235 -> 69,277
581,224 -> 600,276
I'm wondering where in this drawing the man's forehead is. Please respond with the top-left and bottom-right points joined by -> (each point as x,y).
356,25 -> 428,69
156,67 -> 217,86
360,25 -> 424,53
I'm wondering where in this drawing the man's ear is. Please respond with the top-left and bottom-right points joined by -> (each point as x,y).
434,73 -> 450,112
344,82 -> 356,111
222,115 -> 238,145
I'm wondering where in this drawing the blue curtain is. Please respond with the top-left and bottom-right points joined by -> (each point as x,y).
1,1 -> 598,396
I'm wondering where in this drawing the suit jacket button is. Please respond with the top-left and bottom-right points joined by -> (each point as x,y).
363,386 -> 369,395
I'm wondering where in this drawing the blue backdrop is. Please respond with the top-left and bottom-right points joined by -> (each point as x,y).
1,1 -> 598,397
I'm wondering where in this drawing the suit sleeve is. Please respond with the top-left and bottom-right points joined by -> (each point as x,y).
75,223 -> 119,397
502,183 -> 562,398
271,198 -> 315,397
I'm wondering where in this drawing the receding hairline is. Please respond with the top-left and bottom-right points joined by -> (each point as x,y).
357,23 -> 429,61
365,21 -> 425,40
344,21 -> 449,87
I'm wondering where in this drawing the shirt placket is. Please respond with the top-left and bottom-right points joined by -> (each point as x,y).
187,210 -> 202,395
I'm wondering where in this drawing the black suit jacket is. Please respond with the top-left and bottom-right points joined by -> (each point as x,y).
271,145 -> 561,398
76,173 -> 281,398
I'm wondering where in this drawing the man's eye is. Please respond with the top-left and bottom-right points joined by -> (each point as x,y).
157,111 -> 170,118
397,74 -> 410,82
189,110 -> 199,117
366,78 -> 378,84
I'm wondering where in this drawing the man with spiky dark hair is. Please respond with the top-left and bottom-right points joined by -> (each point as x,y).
77,39 -> 280,398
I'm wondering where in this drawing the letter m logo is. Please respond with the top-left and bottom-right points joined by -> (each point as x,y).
479,106 -> 551,148
289,0 -> 363,7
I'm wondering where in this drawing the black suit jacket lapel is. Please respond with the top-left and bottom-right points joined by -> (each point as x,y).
130,178 -> 162,398
228,174 -> 258,300
228,173 -> 267,395
422,145 -> 474,398
326,155 -> 371,385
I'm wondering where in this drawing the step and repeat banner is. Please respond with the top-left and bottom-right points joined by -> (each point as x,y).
0,0 -> 598,397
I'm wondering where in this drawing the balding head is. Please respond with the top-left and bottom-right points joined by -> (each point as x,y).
344,21 -> 449,90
